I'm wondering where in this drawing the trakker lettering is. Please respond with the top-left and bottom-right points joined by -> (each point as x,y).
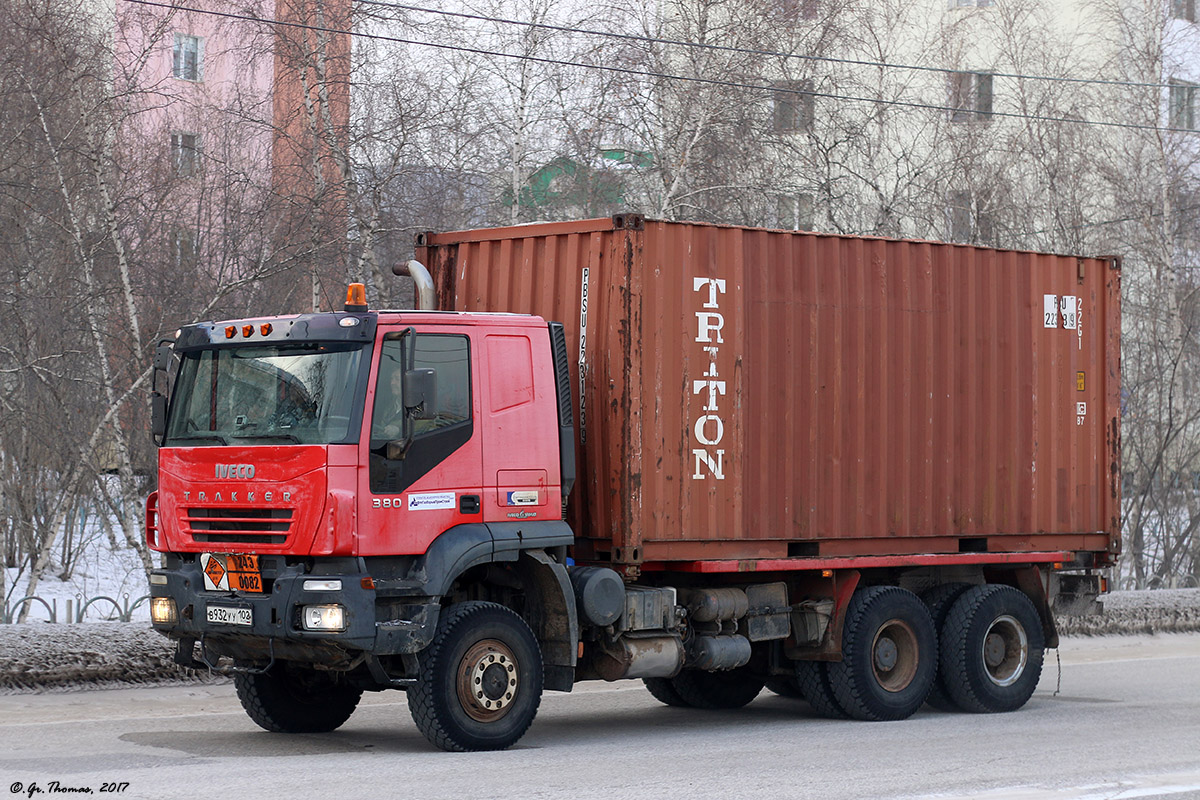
691,277 -> 727,480
182,490 -> 290,502
215,463 -> 256,479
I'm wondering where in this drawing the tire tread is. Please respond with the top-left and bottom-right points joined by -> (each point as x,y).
408,601 -> 543,752
940,584 -> 1044,714
827,586 -> 936,721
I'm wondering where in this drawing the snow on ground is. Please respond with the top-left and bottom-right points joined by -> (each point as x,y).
4,540 -> 151,623
0,588 -> 1197,694
0,623 -> 221,693
1057,588 -> 1200,635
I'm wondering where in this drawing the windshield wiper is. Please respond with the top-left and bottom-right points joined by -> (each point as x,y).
168,433 -> 228,445
230,433 -> 302,444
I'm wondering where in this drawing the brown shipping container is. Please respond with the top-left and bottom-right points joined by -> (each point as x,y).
418,216 -> 1121,568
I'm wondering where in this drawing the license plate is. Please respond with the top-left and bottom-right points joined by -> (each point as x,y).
206,604 -> 252,626
201,553 -> 263,592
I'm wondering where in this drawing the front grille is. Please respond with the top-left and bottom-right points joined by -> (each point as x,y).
184,507 -> 293,545
191,532 -> 287,545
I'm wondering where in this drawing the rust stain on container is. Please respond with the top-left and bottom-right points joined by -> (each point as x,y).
419,218 -> 1121,566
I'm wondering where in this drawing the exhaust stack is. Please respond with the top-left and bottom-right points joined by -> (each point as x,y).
393,259 -> 435,310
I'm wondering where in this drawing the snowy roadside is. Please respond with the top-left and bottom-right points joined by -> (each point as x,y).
1,589 -> 1197,694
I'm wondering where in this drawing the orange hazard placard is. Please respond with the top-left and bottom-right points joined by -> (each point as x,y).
203,556 -> 226,589
201,553 -> 263,593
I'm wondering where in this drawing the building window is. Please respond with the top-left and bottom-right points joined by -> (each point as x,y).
948,71 -> 993,122
776,193 -> 815,230
773,80 -> 815,132
1170,81 -> 1197,130
947,190 -> 994,243
171,132 -> 201,176
173,33 -> 203,81
1173,0 -> 1196,21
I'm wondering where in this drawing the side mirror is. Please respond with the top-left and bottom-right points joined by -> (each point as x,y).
404,368 -> 437,420
153,341 -> 173,371
151,339 -> 175,446
151,391 -> 167,441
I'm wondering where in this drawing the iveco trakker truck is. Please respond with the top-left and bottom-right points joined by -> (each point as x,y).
147,216 -> 1119,751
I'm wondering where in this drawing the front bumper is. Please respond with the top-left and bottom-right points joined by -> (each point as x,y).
149,554 -> 440,665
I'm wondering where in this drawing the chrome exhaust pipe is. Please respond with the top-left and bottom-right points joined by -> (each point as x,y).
393,259 -> 435,310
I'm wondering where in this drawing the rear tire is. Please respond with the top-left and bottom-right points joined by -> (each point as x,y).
920,582 -> 974,711
765,677 -> 804,699
940,584 -> 1045,713
235,661 -> 362,733
827,586 -> 937,721
643,677 -> 691,707
794,660 -> 847,719
408,601 -> 543,751
669,668 -> 764,709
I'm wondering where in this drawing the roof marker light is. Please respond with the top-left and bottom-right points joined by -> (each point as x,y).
225,326 -> 236,339
242,325 -> 254,337
260,323 -> 272,336
344,283 -> 368,312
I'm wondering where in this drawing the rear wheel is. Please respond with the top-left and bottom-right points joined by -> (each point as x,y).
794,660 -> 847,719
235,661 -> 362,733
827,586 -> 937,721
940,584 -> 1045,713
643,677 -> 691,707
408,601 -> 543,751
669,667 -> 765,709
920,582 -> 974,711
765,677 -> 804,699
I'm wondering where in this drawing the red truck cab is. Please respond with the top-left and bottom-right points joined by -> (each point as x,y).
148,297 -> 578,749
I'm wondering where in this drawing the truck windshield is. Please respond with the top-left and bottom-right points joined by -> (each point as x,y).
165,343 -> 366,446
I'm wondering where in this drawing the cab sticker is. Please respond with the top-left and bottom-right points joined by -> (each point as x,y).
407,492 -> 456,511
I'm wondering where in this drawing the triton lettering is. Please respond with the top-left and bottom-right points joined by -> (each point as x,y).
691,277 -> 727,480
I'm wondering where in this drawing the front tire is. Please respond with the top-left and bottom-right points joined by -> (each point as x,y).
235,661 -> 362,733
408,601 -> 543,752
827,586 -> 937,721
940,584 -> 1045,713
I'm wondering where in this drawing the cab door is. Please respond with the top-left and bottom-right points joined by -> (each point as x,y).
479,327 -> 562,523
357,325 -> 484,556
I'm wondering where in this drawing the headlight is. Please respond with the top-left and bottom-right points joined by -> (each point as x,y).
151,597 -> 178,624
301,604 -> 346,631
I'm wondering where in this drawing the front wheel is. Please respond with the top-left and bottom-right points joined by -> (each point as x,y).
408,602 -> 543,752
235,661 -> 362,733
939,584 -> 1045,713
827,586 -> 937,721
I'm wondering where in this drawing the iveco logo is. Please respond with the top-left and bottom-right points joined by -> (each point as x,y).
216,463 -> 256,479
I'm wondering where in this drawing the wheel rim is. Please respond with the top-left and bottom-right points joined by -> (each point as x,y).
981,614 -> 1029,687
456,639 -> 520,722
871,619 -> 919,693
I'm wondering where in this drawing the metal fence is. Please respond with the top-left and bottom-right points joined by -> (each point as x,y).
2,594 -> 151,624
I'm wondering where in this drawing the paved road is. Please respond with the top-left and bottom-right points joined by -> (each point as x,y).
2,634 -> 1198,800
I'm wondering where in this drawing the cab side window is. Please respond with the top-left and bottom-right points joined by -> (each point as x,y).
369,333 -> 472,493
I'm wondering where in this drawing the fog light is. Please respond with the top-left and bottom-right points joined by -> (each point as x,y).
151,597 -> 178,625
302,579 -> 342,592
302,604 -> 346,631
